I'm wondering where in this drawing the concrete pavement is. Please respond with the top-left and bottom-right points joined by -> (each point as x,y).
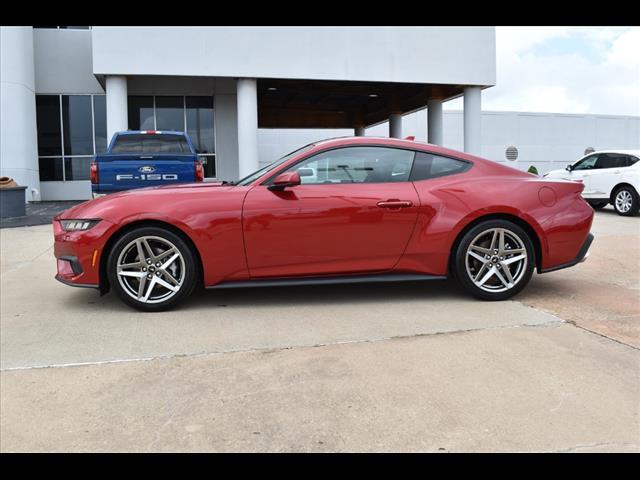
0,207 -> 638,452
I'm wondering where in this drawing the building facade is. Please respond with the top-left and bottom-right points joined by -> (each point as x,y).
1,26 -> 495,201
2,26 -> 638,203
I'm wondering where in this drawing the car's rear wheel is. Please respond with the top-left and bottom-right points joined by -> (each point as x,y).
588,200 -> 608,210
107,227 -> 197,311
612,186 -> 639,216
453,220 -> 535,301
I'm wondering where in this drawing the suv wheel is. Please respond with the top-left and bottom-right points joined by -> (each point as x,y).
613,186 -> 639,216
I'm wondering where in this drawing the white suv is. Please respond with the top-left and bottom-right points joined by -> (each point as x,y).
544,150 -> 640,216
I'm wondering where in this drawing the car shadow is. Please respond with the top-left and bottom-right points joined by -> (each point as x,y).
61,278 -> 472,313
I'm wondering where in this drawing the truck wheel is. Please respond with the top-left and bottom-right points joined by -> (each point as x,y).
453,220 -> 535,301
107,227 -> 198,311
613,186 -> 639,216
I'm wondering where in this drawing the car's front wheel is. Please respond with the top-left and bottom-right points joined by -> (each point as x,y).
453,220 -> 535,301
107,227 -> 198,311
612,186 -> 639,216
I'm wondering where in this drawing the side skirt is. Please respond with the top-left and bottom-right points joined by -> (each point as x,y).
206,273 -> 447,290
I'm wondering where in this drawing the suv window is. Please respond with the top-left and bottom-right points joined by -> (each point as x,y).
572,154 -> 598,171
596,153 -> 629,169
281,146 -> 415,184
111,134 -> 191,154
410,152 -> 471,181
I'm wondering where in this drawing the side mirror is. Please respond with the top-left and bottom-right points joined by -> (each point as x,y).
268,171 -> 301,192
566,165 -> 573,172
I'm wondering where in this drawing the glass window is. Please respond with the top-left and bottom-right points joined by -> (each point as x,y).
62,95 -> 93,156
38,157 -> 64,181
36,96 -> 62,156
93,95 -> 107,154
111,134 -> 191,154
281,147 -> 415,185
596,153 -> 632,169
64,157 -> 91,181
410,152 -> 471,181
155,96 -> 184,131
128,96 -> 154,130
573,155 -> 598,171
186,97 -> 215,154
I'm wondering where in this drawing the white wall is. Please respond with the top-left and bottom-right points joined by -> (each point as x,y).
92,27 -> 496,87
0,27 -> 40,201
258,110 -> 640,175
33,28 -> 104,94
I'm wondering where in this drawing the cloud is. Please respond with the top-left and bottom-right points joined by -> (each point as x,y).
445,27 -> 640,115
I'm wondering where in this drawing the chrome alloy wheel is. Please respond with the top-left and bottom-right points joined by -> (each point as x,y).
615,190 -> 633,213
465,228 -> 528,293
116,236 -> 185,304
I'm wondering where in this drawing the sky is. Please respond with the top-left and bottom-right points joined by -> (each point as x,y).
445,26 -> 640,116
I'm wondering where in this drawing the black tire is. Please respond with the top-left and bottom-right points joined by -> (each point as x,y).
588,201 -> 608,210
107,226 -> 198,311
612,186 -> 640,217
453,219 -> 535,301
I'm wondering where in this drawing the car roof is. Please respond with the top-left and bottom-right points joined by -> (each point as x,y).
309,136 -> 482,161
115,130 -> 186,136
589,149 -> 640,156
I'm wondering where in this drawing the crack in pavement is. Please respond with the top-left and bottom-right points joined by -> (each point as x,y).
0,319 -> 565,372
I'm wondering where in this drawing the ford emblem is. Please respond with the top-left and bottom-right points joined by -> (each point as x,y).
139,166 -> 156,173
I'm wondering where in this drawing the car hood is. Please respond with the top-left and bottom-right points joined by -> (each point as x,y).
57,182 -> 237,221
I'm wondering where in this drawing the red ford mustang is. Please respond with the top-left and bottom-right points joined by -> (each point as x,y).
54,137 -> 594,311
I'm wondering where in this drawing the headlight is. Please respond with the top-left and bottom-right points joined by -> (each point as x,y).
60,219 -> 100,231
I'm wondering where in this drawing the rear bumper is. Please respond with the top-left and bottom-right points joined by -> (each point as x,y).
539,233 -> 594,273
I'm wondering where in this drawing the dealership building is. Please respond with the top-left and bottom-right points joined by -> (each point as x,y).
1,26 -> 639,202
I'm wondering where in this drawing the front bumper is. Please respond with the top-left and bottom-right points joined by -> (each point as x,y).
539,233 -> 594,273
53,218 -> 115,288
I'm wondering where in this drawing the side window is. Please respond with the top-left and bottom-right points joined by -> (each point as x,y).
282,147 -> 415,185
628,155 -> 639,166
595,154 -> 623,169
410,152 -> 471,181
573,154 -> 598,171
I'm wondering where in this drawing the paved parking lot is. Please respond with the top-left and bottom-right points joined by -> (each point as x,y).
1,206 -> 638,452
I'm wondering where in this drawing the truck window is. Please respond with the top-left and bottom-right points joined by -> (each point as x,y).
111,134 -> 191,154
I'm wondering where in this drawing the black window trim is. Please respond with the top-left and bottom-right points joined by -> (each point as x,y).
409,151 -> 473,182
260,144 -> 474,186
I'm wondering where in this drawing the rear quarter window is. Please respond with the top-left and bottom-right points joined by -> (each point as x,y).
410,152 -> 471,181
111,134 -> 191,154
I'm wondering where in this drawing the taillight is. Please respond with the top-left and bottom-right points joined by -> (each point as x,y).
195,161 -> 204,182
90,162 -> 98,184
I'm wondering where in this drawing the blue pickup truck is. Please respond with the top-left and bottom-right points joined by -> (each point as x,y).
90,130 -> 204,198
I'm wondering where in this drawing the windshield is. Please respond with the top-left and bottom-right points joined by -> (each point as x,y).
111,134 -> 191,154
235,143 -> 316,186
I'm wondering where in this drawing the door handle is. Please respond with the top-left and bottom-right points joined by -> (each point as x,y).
376,200 -> 413,209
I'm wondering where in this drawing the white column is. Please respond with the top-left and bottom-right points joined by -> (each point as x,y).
463,86 -> 482,154
354,125 -> 365,137
427,99 -> 443,145
389,113 -> 402,138
0,27 -> 40,201
236,78 -> 259,178
106,75 -> 128,142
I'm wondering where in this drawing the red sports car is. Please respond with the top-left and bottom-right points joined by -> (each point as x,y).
54,137 -> 594,311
